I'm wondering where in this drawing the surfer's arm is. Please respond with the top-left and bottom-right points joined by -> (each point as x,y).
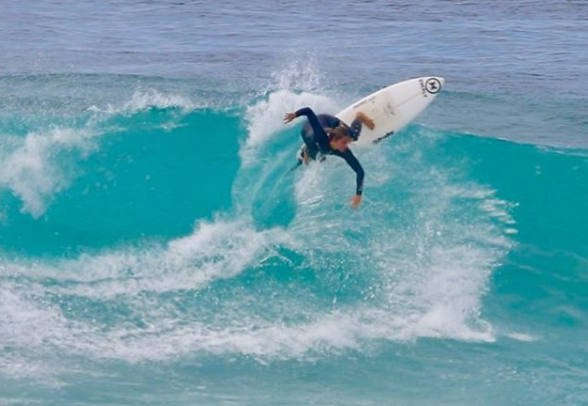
284,107 -> 319,127
338,149 -> 364,206
349,116 -> 363,140
350,112 -> 375,138
292,107 -> 329,143
356,112 -> 374,127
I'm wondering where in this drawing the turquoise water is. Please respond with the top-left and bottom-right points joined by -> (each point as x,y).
1,1 -> 588,405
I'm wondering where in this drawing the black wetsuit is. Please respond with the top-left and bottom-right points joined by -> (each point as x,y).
295,107 -> 365,195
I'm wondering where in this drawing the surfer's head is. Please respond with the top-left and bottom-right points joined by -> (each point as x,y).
328,125 -> 354,152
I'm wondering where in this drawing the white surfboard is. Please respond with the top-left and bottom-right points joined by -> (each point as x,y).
296,77 -> 444,156
338,76 -> 444,145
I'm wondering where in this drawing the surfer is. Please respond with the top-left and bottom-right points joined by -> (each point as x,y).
283,107 -> 375,208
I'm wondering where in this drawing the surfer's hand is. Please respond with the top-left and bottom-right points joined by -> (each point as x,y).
283,112 -> 297,124
351,194 -> 362,208
356,112 -> 375,130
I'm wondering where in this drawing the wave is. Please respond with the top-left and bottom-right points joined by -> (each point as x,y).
0,132 -> 517,372
1,77 -> 586,384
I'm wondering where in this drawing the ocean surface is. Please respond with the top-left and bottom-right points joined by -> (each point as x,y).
1,1 -> 587,405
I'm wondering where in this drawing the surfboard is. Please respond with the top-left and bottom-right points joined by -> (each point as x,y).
296,76 -> 444,158
338,76 -> 444,145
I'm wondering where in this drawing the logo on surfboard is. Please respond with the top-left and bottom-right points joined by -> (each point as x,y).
425,78 -> 442,94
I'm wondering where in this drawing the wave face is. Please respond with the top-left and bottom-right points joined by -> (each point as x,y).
1,71 -> 586,405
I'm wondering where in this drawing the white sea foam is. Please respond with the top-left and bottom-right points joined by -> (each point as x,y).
270,58 -> 324,92
7,219 -> 293,298
0,283 -> 78,386
241,61 -> 340,165
242,90 -> 337,161
87,89 -> 199,115
0,127 -> 98,217
0,281 -> 495,366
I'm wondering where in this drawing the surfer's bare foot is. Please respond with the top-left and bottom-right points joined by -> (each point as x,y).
351,194 -> 362,208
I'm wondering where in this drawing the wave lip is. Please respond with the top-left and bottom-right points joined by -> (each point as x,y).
0,126 -> 98,217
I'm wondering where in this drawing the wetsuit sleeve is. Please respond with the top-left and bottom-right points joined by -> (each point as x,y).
349,116 -> 363,140
339,149 -> 365,195
295,107 -> 328,144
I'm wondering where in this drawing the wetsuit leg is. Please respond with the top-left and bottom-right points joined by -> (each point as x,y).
300,126 -> 320,160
